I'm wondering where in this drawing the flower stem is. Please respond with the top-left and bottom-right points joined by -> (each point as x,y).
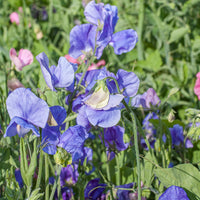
122,100 -> 141,200
45,153 -> 49,200
36,150 -> 43,189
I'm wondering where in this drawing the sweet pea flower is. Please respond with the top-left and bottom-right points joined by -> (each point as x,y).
7,78 -> 24,91
84,178 -> 107,200
9,48 -> 33,71
194,72 -> 200,100
36,52 -> 76,91
15,169 -> 23,188
131,88 -> 160,109
103,126 -> 128,151
69,1 -> 138,59
10,12 -> 20,25
65,54 -> 105,71
60,164 -> 79,186
169,124 -> 184,147
4,88 -> 49,137
159,186 -> 189,200
73,67 -> 139,128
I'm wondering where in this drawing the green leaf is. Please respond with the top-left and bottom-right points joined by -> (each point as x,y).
143,152 -> 155,187
154,164 -> 200,197
136,50 -> 162,72
28,188 -> 44,200
187,126 -> 200,140
169,26 -> 190,43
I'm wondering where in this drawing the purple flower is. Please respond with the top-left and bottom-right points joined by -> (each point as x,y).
36,52 -> 76,91
159,186 -> 189,200
15,169 -> 23,188
42,106 -> 67,155
116,183 -> 134,200
84,178 -> 106,200
103,126 -> 128,151
69,1 -> 138,59
69,24 -> 97,59
60,164 -> 79,186
140,112 -> 158,150
131,88 -> 160,109
74,68 -> 139,128
169,124 -> 184,147
4,88 -> 49,137
58,125 -> 89,163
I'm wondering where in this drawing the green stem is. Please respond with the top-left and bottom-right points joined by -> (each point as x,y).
22,0 -> 30,49
116,154 -> 121,186
45,153 -> 49,200
137,0 -> 144,60
122,100 -> 141,200
36,150 -> 43,188
49,165 -> 62,200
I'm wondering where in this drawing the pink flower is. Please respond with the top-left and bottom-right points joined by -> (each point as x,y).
65,54 -> 105,71
87,60 -> 105,71
10,12 -> 20,25
194,72 -> 200,100
10,48 -> 34,71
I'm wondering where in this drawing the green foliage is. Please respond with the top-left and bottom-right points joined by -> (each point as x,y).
155,164 -> 200,198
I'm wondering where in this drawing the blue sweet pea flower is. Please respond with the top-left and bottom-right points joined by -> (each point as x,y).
58,125 -> 89,163
60,164 -> 79,186
69,1 -> 138,59
84,178 -> 106,200
36,52 -> 76,91
74,68 -> 139,128
15,169 -> 23,188
116,183 -> 134,200
169,124 -> 184,147
42,106 -> 67,155
159,186 -> 189,200
69,24 -> 97,59
4,88 -> 49,137
103,126 -> 128,151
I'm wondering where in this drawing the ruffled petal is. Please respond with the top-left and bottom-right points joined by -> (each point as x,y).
58,125 -> 89,162
4,116 -> 40,137
109,29 -> 138,55
54,57 -> 75,88
36,52 -> 56,91
86,106 -> 121,128
6,88 -> 49,128
69,24 -> 97,58
117,69 -> 140,97
159,186 -> 189,200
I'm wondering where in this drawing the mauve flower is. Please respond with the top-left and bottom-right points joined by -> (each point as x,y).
10,48 -> 33,71
159,186 -> 189,200
131,88 -> 160,109
60,164 -> 79,186
7,78 -> 24,91
4,88 -> 49,137
10,12 -> 20,25
194,72 -> 200,100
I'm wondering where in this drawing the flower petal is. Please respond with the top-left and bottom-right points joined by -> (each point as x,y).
6,88 -> 49,128
86,106 -> 121,128
109,29 -> 138,55
69,24 -> 97,58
